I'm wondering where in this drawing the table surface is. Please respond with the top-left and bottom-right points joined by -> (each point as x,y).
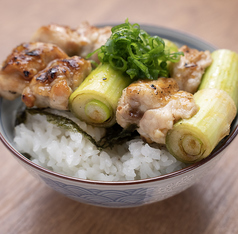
1,0 -> 238,233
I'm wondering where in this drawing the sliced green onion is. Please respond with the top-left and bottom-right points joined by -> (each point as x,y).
87,19 -> 183,80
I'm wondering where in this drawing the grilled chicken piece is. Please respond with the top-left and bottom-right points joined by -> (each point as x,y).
0,42 -> 68,100
170,45 -> 212,93
22,56 -> 91,110
137,91 -> 198,144
75,22 -> 112,61
31,24 -> 82,57
31,22 -> 112,62
116,78 -> 199,144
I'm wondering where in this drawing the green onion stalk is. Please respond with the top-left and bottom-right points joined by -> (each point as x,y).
166,49 -> 238,163
199,49 -> 238,108
163,38 -> 179,72
69,63 -> 131,127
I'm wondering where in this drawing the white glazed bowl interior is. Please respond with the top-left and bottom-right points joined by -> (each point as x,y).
1,25 -> 237,208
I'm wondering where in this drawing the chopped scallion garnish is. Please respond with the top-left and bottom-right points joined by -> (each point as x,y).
87,19 -> 183,80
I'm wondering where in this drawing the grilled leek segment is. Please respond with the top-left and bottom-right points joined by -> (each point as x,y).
163,38 -> 179,72
69,63 -> 131,127
163,38 -> 179,53
166,88 -> 237,163
199,49 -> 238,108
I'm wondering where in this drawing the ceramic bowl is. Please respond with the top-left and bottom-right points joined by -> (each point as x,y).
1,25 -> 237,208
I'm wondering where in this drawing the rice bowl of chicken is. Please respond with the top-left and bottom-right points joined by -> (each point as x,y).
0,21 -> 238,208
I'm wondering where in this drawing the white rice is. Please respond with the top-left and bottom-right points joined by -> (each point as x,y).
13,112 -> 185,181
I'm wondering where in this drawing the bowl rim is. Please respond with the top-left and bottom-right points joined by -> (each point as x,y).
0,24 -> 237,186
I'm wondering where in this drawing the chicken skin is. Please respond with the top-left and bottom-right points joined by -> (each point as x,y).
0,42 -> 68,100
116,78 -> 199,144
75,22 -> 112,61
31,22 -> 112,62
31,24 -> 83,57
170,45 -> 212,93
22,56 -> 91,110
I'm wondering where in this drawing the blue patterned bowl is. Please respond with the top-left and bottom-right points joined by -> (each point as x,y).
1,25 -> 237,208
